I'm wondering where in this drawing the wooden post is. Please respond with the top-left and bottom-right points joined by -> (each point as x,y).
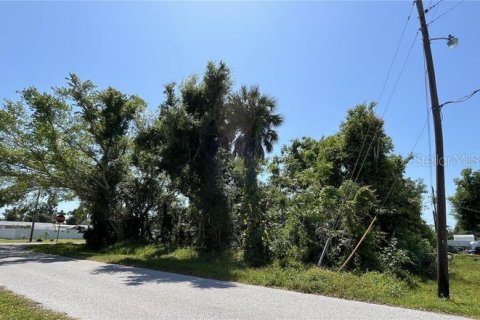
28,191 -> 41,243
415,0 -> 450,298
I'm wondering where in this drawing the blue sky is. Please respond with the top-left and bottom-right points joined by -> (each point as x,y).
1,1 -> 479,227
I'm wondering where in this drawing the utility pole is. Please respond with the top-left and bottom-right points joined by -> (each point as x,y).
28,191 -> 41,243
415,0 -> 449,298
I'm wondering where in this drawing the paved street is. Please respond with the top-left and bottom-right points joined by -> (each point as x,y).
0,244 -> 468,320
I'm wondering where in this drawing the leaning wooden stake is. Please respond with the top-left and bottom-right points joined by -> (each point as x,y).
337,215 -> 377,272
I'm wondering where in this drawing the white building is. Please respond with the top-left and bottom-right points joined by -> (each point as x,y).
0,221 -> 88,240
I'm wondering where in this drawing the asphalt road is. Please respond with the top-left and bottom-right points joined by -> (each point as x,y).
0,244 -> 469,320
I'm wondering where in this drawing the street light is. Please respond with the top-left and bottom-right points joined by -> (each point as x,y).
431,34 -> 459,49
447,35 -> 459,48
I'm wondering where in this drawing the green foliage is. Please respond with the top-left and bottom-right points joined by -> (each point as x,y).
0,74 -> 146,248
450,168 -> 480,236
340,103 -> 393,185
2,207 -> 24,221
379,237 -> 412,279
1,190 -> 60,223
265,103 -> 434,274
1,66 -> 435,281
65,206 -> 89,225
228,85 -> 283,266
137,62 -> 233,251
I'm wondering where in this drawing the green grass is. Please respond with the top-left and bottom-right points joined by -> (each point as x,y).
0,287 -> 69,320
0,238 -> 85,244
30,242 -> 480,318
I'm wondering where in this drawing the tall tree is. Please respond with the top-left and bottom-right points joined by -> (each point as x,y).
0,74 -> 145,248
450,168 -> 480,236
229,85 -> 283,265
65,76 -> 145,248
137,62 -> 233,251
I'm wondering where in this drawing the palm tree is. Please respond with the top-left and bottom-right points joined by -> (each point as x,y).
229,85 -> 283,265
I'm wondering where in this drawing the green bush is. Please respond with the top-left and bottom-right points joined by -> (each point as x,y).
379,237 -> 412,279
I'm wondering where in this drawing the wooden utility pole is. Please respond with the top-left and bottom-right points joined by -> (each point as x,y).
28,191 -> 41,243
415,0 -> 449,298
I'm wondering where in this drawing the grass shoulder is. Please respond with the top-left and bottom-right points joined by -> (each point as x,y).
0,287 -> 69,320
30,242 -> 480,318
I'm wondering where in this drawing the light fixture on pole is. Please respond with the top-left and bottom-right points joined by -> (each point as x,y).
447,35 -> 459,48
430,34 -> 459,49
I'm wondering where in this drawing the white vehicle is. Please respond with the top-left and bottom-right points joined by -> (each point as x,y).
471,241 -> 480,250
447,234 -> 476,252
454,234 -> 475,242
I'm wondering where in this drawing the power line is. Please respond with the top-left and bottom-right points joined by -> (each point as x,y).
428,0 -> 465,25
440,88 -> 480,108
381,30 -> 420,120
354,30 -> 420,182
377,2 -> 416,107
338,112 -> 431,271
322,3 -> 436,268
349,1 -> 415,181
338,26 -> 432,268
412,118 -> 430,152
337,35 -> 431,269
430,0 -> 443,17
425,0 -> 445,14
319,3 -> 420,266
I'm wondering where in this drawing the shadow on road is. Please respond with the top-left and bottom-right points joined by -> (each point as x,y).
0,244 -> 79,266
90,263 -> 236,289
0,244 -> 235,290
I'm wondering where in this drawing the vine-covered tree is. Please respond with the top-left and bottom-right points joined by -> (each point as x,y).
266,103 -> 434,274
137,62 -> 233,251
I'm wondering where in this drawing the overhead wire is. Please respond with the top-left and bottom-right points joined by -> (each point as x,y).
349,1 -> 416,181
354,29 -> 420,183
430,0 -> 443,17
338,112 -> 432,271
425,0 -> 445,14
440,88 -> 480,108
338,3 -> 439,270
338,0 -> 471,270
323,2 -> 422,267
428,0 -> 465,26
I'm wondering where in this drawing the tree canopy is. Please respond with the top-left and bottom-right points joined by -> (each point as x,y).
450,168 -> 480,237
1,62 -> 436,276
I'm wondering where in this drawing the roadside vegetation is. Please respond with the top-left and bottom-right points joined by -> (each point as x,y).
31,242 -> 480,318
0,287 -> 69,320
2,62 -> 479,316
0,64 -> 435,272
